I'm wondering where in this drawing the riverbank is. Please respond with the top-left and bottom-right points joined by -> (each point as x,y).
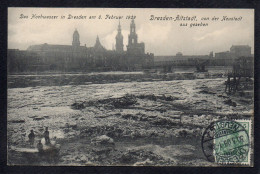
8,67 -> 232,88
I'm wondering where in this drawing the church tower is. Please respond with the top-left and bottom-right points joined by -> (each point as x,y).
72,29 -> 80,47
94,35 -> 102,48
128,19 -> 138,46
127,19 -> 145,55
115,21 -> 124,53
94,35 -> 106,52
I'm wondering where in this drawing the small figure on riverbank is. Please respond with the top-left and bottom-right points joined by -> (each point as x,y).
44,127 -> 51,145
28,130 -> 35,147
225,75 -> 231,93
37,140 -> 43,153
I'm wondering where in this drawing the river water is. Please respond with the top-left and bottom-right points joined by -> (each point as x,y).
7,72 -> 253,166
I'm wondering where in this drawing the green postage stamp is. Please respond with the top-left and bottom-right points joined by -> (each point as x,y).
202,119 -> 252,165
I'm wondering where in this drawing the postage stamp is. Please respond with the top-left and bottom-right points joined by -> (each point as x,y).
202,119 -> 252,165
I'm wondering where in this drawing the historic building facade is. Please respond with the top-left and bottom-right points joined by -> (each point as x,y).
213,45 -> 252,66
215,45 -> 252,59
8,20 -> 154,73
230,45 -> 251,57
25,29 -> 90,71
154,45 -> 253,67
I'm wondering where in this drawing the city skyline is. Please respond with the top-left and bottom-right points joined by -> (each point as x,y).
8,8 -> 254,55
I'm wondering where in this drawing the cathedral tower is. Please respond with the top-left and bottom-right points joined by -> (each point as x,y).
128,19 -> 138,46
127,19 -> 145,55
115,21 -> 124,53
72,29 -> 80,47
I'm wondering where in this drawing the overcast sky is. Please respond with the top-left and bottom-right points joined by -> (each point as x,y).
8,8 -> 254,56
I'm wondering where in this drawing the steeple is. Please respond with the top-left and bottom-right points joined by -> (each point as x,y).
127,19 -> 145,54
130,19 -> 136,33
72,29 -> 80,47
115,20 -> 124,53
94,35 -> 106,52
128,19 -> 137,45
118,20 -> 122,33
95,35 -> 100,46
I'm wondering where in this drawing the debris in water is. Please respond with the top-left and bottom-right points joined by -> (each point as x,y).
91,135 -> 115,146
9,120 -> 25,123
224,99 -> 237,107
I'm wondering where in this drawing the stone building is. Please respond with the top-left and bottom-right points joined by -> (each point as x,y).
153,45 -> 253,68
8,21 -> 154,73
214,45 -> 252,66
171,52 -> 210,66
26,29 -> 89,71
215,45 -> 252,59
230,45 -> 251,57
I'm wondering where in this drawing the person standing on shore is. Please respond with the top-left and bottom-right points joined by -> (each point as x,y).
44,127 -> 51,145
37,140 -> 43,153
28,130 -> 35,147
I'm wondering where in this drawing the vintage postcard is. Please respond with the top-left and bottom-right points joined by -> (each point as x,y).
7,8 -> 254,166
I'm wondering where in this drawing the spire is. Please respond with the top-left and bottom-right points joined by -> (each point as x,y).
96,35 -> 100,45
130,19 -> 136,34
95,35 -> 102,48
115,20 -> 124,53
94,35 -> 106,52
118,20 -> 121,32
128,19 -> 137,45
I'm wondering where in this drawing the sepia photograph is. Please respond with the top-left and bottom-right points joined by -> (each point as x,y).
7,8 -> 254,166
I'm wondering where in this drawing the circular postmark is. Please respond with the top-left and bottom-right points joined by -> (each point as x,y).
201,120 -> 249,164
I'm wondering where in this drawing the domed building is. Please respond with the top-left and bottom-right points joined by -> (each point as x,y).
176,52 -> 183,57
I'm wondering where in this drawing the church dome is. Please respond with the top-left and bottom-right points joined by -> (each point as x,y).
72,29 -> 80,47
176,52 -> 183,56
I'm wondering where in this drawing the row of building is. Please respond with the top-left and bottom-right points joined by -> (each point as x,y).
8,20 -> 154,73
8,19 -> 253,73
154,45 -> 253,67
